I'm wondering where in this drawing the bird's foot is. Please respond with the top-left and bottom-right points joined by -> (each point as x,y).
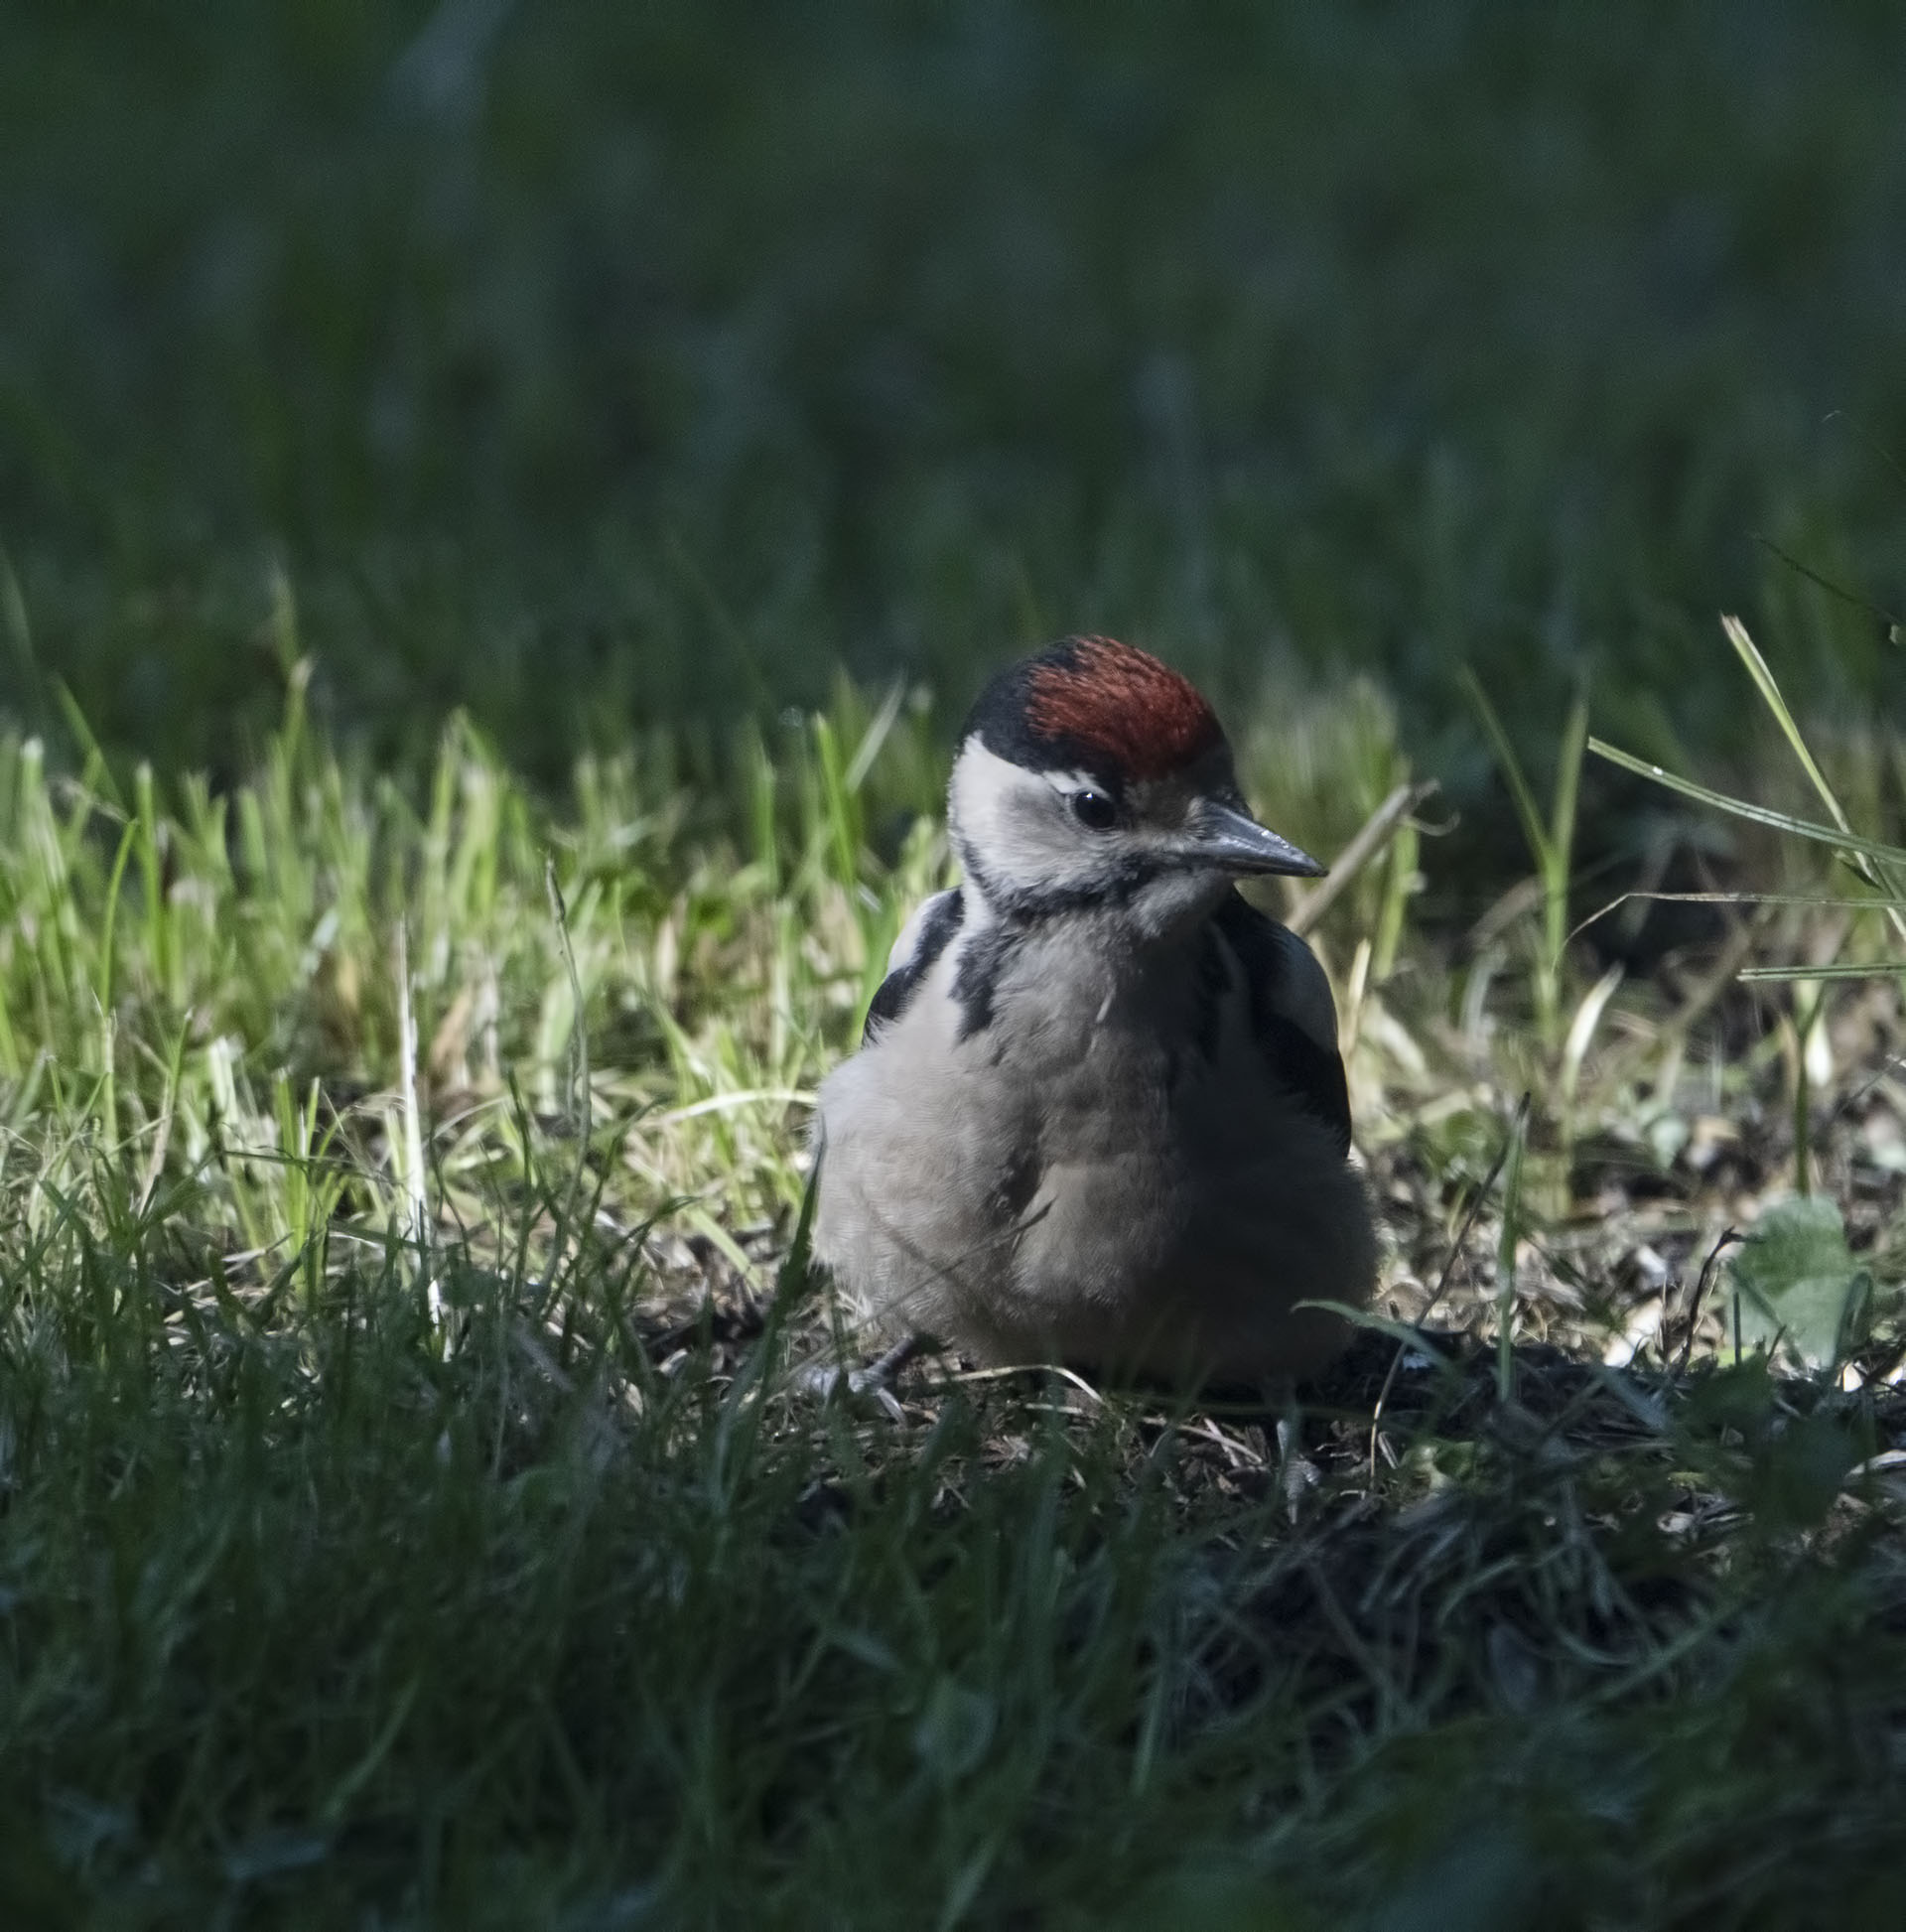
1275,1410 -> 1321,1520
791,1333 -> 933,1421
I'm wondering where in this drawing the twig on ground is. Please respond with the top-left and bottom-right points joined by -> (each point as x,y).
1288,781 -> 1438,937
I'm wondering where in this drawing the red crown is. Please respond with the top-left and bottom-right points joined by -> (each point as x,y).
1024,636 -> 1223,781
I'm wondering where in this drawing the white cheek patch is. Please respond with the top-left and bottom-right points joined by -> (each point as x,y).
949,739 -> 1080,894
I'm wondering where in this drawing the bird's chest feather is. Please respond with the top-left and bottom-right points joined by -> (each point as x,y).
961,922 -> 1263,1167
821,911 -> 1296,1274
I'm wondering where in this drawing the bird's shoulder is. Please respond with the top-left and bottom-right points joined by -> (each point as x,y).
1210,893 -> 1352,1155
863,889 -> 966,1041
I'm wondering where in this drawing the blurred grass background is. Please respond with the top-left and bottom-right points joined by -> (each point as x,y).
4,0 -> 1905,808
12,8 -> 1906,1922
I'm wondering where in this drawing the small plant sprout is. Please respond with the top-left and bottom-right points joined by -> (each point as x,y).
1464,670 -> 1588,1059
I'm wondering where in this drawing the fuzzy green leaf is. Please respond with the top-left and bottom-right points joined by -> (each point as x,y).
1728,1195 -> 1872,1372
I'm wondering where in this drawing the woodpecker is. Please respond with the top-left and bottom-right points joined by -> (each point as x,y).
813,635 -> 1376,1389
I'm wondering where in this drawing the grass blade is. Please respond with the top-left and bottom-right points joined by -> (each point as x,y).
1736,962 -> 1906,983
1587,739 -> 1906,870
1724,614 -> 1855,840
1723,613 -> 1906,944
1463,667 -> 1550,872
1495,1107 -> 1527,1405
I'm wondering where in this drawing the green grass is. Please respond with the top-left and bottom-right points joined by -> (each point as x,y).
6,0 -> 1906,805
2,663 -> 1906,1923
9,5 -> 1906,1921
9,1210 -> 1905,1927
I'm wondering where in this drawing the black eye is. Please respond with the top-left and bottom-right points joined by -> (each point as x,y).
1071,789 -> 1117,831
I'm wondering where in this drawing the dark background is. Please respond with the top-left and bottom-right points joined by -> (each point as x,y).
3,0 -> 1904,800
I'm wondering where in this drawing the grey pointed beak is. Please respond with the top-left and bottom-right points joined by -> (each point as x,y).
1186,800 -> 1326,878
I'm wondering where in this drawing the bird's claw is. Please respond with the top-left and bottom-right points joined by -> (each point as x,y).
790,1334 -> 931,1422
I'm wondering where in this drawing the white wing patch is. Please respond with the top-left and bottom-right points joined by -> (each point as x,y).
887,890 -> 962,977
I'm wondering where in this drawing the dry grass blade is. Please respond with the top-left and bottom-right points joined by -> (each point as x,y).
1287,779 -> 1438,937
394,919 -> 436,1325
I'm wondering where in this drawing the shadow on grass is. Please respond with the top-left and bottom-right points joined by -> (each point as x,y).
4,1199 -> 1904,1926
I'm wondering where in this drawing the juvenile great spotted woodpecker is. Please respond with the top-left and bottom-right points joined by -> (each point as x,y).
813,635 -> 1376,1388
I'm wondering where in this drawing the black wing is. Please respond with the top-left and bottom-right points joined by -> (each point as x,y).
863,890 -> 965,1041
1212,893 -> 1353,1157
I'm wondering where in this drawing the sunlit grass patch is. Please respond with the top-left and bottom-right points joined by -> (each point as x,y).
2,646 -> 1906,1922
